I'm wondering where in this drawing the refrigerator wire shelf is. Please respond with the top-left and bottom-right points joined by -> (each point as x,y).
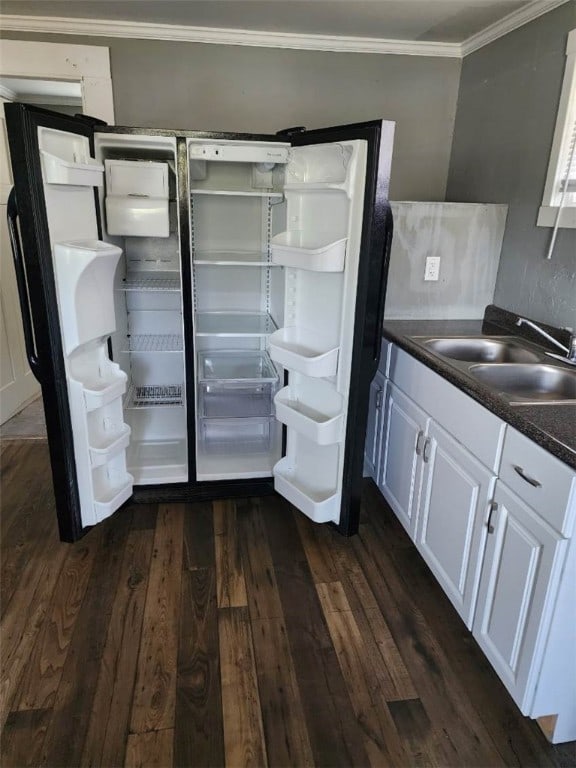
120,276 -> 181,292
123,334 -> 183,352
125,383 -> 183,409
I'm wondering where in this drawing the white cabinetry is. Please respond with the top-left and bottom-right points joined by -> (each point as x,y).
378,383 -> 429,540
363,371 -> 386,479
366,341 -> 576,743
473,481 -> 567,713
416,421 -> 496,626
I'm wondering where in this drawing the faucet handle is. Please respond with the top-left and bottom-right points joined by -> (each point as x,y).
569,335 -> 576,362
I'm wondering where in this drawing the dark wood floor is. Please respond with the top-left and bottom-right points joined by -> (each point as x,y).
1,440 -> 575,768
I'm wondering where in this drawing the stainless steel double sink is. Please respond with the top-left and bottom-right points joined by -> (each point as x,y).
410,336 -> 576,405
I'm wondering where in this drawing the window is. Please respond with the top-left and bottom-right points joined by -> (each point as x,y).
538,27 -> 576,228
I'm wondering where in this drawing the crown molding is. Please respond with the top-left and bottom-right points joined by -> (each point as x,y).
0,1 -> 571,60
461,0 -> 572,56
0,83 -> 17,100
0,14 -> 461,57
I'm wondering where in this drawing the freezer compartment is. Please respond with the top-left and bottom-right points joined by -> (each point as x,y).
199,417 -> 276,455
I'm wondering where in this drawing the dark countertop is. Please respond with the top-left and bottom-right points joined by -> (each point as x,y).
382,314 -> 576,472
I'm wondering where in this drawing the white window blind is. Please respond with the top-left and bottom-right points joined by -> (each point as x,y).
538,28 -> 576,228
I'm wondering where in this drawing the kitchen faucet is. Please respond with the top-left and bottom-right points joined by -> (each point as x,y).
516,317 -> 576,366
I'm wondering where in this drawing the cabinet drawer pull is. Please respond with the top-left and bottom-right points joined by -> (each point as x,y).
486,501 -> 498,533
375,387 -> 383,410
422,437 -> 432,463
415,430 -> 425,456
513,465 -> 542,488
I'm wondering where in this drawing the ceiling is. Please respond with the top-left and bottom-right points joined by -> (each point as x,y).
0,1 -> 540,44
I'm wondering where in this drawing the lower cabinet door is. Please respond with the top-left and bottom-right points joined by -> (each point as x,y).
364,371 -> 386,480
415,421 -> 496,628
378,382 -> 429,538
472,482 -> 567,712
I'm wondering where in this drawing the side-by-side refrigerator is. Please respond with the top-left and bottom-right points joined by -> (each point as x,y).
5,103 -> 394,542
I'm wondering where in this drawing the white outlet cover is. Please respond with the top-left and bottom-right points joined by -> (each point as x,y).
425,256 -> 441,281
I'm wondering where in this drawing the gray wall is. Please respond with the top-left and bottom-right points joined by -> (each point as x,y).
1,31 -> 461,201
447,3 -> 576,330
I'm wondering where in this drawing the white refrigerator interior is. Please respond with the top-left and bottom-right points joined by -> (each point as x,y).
39,123 -> 371,528
187,139 -> 290,482
95,133 -> 188,487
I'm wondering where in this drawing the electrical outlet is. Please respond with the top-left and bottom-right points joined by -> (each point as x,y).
424,256 -> 441,281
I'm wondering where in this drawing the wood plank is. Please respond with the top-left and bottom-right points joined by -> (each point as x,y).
39,511 -> 133,767
238,499 -> 283,620
354,521 -> 505,767
294,514 -> 339,584
392,541 -> 561,768
124,728 -> 174,768
0,526 -> 68,729
214,500 -> 247,608
251,617 -> 314,768
182,501 -> 215,571
388,698 -> 441,768
219,607 -> 267,768
328,529 -> 418,702
130,504 -> 184,735
273,552 -> 370,768
316,580 -> 409,768
260,494 -> 307,568
12,533 -> 99,711
174,567 -> 224,768
1,708 -> 51,768
80,525 -> 155,767
1,444 -> 58,618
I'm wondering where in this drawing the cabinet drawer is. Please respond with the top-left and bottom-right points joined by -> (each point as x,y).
500,427 -> 576,536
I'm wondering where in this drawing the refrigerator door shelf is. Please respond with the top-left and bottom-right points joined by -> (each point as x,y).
89,424 -> 131,468
70,349 -> 128,412
105,196 -> 170,238
273,456 -> 340,524
271,232 -> 346,271
274,386 -> 343,445
40,150 -> 104,187
92,458 -> 134,522
268,328 -> 339,377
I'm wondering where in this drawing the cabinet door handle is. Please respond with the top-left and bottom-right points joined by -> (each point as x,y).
415,429 -> 425,456
422,437 -> 432,463
513,465 -> 542,488
486,501 -> 498,533
375,387 -> 383,410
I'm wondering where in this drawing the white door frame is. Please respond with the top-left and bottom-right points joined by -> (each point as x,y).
0,39 -> 115,123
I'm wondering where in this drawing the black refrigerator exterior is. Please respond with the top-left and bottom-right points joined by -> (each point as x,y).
5,103 -> 394,542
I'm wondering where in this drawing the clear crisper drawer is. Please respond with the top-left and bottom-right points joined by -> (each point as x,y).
199,417 -> 275,454
198,349 -> 278,382
200,382 -> 276,418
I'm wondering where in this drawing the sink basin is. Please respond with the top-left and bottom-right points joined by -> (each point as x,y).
469,364 -> 576,402
424,337 -> 541,364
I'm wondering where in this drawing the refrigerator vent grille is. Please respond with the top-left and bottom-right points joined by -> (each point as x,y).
121,276 -> 181,292
124,334 -> 183,352
125,384 -> 183,409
